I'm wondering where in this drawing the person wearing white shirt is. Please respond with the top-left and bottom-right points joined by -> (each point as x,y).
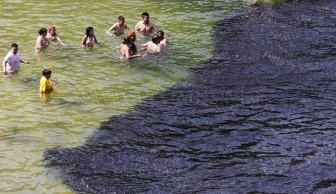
2,43 -> 29,76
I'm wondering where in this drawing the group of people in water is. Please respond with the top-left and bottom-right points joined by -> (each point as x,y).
2,12 -> 168,98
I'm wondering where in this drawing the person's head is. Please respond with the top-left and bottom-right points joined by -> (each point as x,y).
127,31 -> 136,42
123,36 -> 133,46
141,12 -> 150,23
85,27 -> 94,37
38,28 -> 48,36
157,30 -> 164,40
48,26 -> 57,35
118,16 -> 125,25
42,69 -> 52,79
152,35 -> 160,44
10,43 -> 19,55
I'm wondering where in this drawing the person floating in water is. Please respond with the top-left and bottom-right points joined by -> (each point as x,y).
2,43 -> 29,76
82,26 -> 102,48
106,16 -> 130,36
36,28 -> 49,53
140,35 -> 161,54
135,12 -> 157,35
39,68 -> 53,98
118,31 -> 141,60
47,26 -> 65,45
157,30 -> 168,48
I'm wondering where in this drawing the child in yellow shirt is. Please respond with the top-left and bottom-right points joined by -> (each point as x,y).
40,69 -> 53,97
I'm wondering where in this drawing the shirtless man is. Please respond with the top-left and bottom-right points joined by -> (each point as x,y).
134,12 -> 157,35
140,35 -> 161,54
106,16 -> 130,36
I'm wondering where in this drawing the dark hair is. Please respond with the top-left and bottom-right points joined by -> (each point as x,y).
85,27 -> 94,37
118,16 -> 125,21
11,43 -> 18,48
42,69 -> 52,76
152,35 -> 159,44
157,30 -> 164,37
38,28 -> 47,35
142,12 -> 149,18
122,36 -> 133,45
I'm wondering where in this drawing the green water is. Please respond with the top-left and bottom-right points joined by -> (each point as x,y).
0,0 -> 247,193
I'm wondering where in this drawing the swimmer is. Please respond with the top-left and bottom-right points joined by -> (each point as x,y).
82,26 -> 102,48
36,28 -> 49,53
2,43 -> 29,76
47,26 -> 65,45
118,31 -> 141,60
140,35 -> 161,54
106,16 -> 131,36
134,12 -> 157,35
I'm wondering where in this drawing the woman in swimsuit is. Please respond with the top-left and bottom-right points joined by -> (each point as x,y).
36,28 -> 49,53
82,26 -> 101,48
118,32 -> 141,60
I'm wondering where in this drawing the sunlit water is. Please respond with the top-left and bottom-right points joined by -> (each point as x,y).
0,0 -> 249,193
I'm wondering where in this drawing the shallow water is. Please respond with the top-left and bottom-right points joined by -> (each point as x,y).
44,0 -> 336,193
0,0 -> 247,193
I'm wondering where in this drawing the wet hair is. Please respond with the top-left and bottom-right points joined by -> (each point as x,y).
42,69 -> 52,76
142,12 -> 149,18
118,16 -> 125,21
122,36 -> 133,45
38,28 -> 47,35
157,30 -> 164,37
152,35 -> 160,44
85,27 -> 94,37
11,43 -> 18,48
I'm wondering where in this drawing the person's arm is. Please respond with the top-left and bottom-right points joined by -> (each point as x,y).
125,24 -> 132,31
135,21 -> 141,31
106,24 -> 117,35
20,59 -> 29,64
125,47 -> 140,59
82,36 -> 87,48
94,36 -> 103,47
40,80 -> 46,97
3,60 -> 8,75
54,36 -> 65,46
36,36 -> 42,49
138,42 -> 148,52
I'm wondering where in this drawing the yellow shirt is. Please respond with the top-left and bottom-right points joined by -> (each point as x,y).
40,76 -> 53,93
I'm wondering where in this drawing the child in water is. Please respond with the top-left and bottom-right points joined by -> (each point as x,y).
106,16 -> 130,36
40,69 -> 53,97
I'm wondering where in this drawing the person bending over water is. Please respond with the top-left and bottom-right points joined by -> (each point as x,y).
106,16 -> 130,36
36,28 -> 49,53
140,35 -> 161,54
39,68 -> 53,98
135,12 -> 157,35
47,26 -> 65,45
118,31 -> 141,60
82,26 -> 102,48
2,43 -> 29,76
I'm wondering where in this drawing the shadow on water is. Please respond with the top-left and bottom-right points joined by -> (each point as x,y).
44,0 -> 336,193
